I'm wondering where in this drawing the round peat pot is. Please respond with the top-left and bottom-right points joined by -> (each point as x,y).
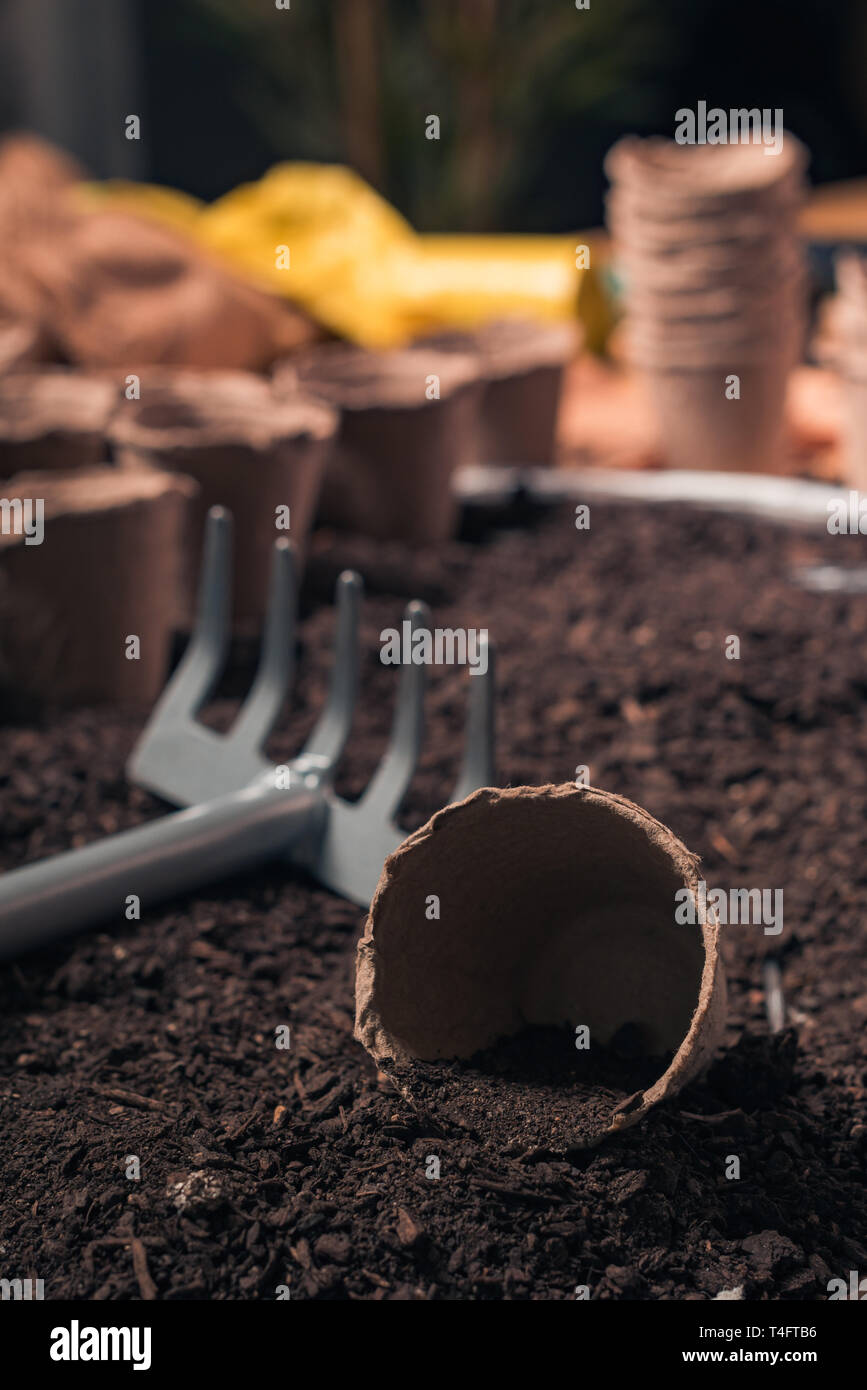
355,784 -> 726,1148
604,133 -> 808,213
838,347 -> 867,491
417,319 -> 581,466
275,343 -> 482,544
637,357 -> 792,473
0,466 -> 195,705
110,388 -> 336,630
0,369 -> 116,477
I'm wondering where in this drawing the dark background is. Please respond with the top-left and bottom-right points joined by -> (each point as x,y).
1,0 -> 866,229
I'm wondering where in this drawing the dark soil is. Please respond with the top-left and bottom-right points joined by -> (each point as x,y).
1,500 -> 866,1300
396,1028 -> 673,1156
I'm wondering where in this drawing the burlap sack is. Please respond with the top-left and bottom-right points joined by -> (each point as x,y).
0,134 -> 320,372
47,211 -> 318,372
0,467 -> 196,705
0,316 -> 48,377
356,783 -> 726,1146
0,133 -> 83,352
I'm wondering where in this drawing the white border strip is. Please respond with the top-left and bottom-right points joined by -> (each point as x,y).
455,465 -> 841,529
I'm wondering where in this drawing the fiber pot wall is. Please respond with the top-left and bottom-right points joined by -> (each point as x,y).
356,783 -> 726,1142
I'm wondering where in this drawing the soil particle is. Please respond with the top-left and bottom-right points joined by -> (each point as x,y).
391,1027 -> 668,1154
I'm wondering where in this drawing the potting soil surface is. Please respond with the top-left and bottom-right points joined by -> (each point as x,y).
1,500 -> 865,1300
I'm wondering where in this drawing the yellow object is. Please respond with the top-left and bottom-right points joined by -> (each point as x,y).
87,162 -> 609,349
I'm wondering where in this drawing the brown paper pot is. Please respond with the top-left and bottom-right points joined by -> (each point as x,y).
604,133 -> 808,211
820,296 -> 867,355
813,259 -> 867,369
837,349 -> 867,489
606,174 -> 803,228
623,304 -> 806,369
616,238 -> 801,293
276,345 -> 482,544
356,784 -> 726,1149
110,390 -> 337,629
100,365 -> 276,413
0,468 -> 195,705
0,369 -> 116,476
607,197 -> 777,252
841,378 -> 867,489
626,264 -> 806,323
640,359 -> 791,472
833,250 -> 867,307
417,319 -> 580,465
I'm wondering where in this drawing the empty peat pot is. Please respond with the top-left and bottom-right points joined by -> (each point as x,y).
110,386 -> 337,628
604,133 -> 808,215
101,366 -> 276,412
416,318 -> 580,466
0,467 -> 195,705
0,369 -> 116,476
274,343 -> 481,544
356,784 -> 726,1147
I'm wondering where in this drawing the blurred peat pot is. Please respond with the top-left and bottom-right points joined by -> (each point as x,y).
0,369 -> 116,474
356,784 -> 726,1149
274,343 -> 481,544
815,253 -> 867,488
415,317 -> 581,465
606,134 -> 809,473
109,378 -> 337,629
0,467 -> 195,706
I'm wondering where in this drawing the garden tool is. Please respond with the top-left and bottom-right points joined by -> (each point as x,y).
0,506 -> 495,960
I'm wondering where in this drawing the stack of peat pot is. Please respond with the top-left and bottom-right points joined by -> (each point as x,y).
605,133 -> 809,472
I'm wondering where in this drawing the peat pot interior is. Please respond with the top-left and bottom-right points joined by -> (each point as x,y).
357,785 -> 712,1065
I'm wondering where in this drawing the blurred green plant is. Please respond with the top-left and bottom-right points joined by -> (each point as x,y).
189,0 -> 685,230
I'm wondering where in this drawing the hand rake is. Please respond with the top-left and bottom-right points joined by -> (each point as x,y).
0,507 -> 495,960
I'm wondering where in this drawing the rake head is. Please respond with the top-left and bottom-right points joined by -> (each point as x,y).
128,507 -> 495,907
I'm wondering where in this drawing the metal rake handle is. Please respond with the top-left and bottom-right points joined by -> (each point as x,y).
0,779 -> 325,961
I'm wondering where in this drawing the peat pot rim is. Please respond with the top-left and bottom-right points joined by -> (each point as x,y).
277,342 -> 482,412
0,464 -> 198,549
109,390 -> 338,453
0,368 -> 117,442
416,317 -> 582,378
101,366 -> 277,406
605,132 -> 808,199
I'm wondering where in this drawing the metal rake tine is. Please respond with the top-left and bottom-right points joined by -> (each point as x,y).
230,538 -> 297,751
147,506 -> 233,724
451,635 -> 495,803
302,570 -> 363,772
361,600 -> 428,823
